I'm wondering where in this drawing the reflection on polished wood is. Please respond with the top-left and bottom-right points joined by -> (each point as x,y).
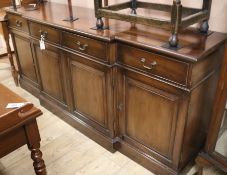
4,2 -> 227,175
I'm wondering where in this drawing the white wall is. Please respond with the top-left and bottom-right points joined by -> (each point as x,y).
49,0 -> 227,33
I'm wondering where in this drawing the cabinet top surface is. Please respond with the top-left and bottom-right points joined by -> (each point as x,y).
5,2 -> 227,62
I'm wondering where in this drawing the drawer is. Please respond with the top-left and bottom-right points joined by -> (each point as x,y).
62,31 -> 108,61
8,14 -> 29,33
29,21 -> 60,44
118,44 -> 189,85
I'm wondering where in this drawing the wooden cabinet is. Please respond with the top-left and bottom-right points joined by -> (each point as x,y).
65,52 -> 114,137
13,34 -> 38,85
6,3 -> 227,175
33,43 -> 67,107
118,72 -> 180,157
7,12 -> 39,95
117,68 -> 189,171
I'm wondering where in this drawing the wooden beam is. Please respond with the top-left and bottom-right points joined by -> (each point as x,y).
181,11 -> 208,29
203,0 -> 212,17
137,1 -> 171,12
131,0 -> 137,9
94,0 -> 103,17
104,0 -> 108,6
102,2 -> 131,11
98,9 -> 171,29
137,1 -> 200,15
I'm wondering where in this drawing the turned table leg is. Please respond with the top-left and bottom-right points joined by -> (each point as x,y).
1,19 -> 18,86
30,143 -> 47,175
24,120 -> 47,175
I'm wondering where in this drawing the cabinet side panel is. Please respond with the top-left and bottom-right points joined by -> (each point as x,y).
190,46 -> 224,87
180,70 -> 220,168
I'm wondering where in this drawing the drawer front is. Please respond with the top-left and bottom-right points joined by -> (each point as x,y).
8,14 -> 29,33
29,22 -> 60,44
118,44 -> 189,85
62,31 -> 108,61
29,21 -> 41,38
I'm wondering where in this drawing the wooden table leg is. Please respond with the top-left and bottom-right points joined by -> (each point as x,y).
30,143 -> 47,175
24,120 -> 47,175
1,18 -> 18,86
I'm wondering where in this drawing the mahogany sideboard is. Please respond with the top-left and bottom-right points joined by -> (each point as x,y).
5,2 -> 227,175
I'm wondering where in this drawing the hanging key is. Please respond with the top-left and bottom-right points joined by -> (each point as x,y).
40,34 -> 46,50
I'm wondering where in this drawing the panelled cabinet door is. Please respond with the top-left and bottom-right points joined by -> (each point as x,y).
66,53 -> 113,137
14,35 -> 37,83
117,69 -> 186,167
34,43 -> 66,105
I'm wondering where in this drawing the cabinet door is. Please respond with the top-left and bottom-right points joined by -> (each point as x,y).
34,44 -> 66,105
14,35 -> 37,83
67,53 -> 113,136
118,69 -> 184,164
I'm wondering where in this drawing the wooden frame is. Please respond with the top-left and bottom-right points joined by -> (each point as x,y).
195,43 -> 227,174
94,0 -> 212,47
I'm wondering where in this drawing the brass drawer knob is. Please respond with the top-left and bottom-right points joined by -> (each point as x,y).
15,20 -> 22,27
140,58 -> 157,70
76,41 -> 88,51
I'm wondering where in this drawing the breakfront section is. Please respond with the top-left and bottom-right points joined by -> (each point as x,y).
115,42 -> 223,175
